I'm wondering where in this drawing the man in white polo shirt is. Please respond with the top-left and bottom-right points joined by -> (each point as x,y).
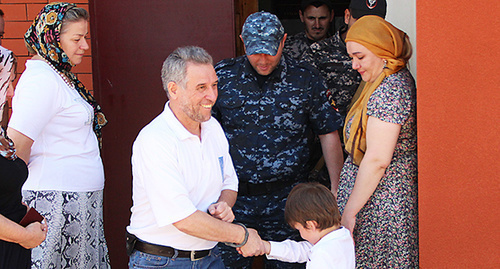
126,46 -> 264,268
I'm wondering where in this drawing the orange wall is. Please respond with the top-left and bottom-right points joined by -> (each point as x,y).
3,0 -> 499,267
417,1 -> 500,267
0,0 -> 93,92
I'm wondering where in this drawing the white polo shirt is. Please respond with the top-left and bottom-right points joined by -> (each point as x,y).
127,102 -> 238,251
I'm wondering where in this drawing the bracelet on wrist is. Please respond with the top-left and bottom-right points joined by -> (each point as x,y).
224,222 -> 249,248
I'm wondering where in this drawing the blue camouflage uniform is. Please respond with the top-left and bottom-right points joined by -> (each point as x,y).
283,31 -> 333,62
301,26 -> 362,120
213,54 -> 342,268
283,31 -> 314,61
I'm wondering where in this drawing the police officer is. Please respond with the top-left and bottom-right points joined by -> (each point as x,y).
283,0 -> 335,61
213,11 -> 343,268
301,0 -> 388,120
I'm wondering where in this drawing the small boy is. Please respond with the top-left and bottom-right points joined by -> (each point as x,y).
263,182 -> 355,268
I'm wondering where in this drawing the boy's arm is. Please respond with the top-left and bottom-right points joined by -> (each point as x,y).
265,239 -> 313,264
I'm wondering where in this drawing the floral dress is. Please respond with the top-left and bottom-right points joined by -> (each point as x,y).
337,68 -> 419,268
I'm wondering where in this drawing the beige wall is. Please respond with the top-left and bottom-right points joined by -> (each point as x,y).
386,0 -> 417,80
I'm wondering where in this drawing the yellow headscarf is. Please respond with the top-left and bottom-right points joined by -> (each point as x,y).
344,15 -> 410,165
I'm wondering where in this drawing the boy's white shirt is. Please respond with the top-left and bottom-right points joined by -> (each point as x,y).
267,227 -> 355,269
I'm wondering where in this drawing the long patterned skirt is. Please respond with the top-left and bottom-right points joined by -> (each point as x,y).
337,154 -> 419,268
23,190 -> 111,269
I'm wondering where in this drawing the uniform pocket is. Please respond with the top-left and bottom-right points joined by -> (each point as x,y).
271,95 -> 307,131
218,97 -> 246,128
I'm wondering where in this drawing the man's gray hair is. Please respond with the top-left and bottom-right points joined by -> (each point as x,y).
161,46 -> 213,97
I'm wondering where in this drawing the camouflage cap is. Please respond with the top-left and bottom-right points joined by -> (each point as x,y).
241,11 -> 285,56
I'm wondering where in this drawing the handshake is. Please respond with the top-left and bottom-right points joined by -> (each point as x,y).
231,226 -> 269,257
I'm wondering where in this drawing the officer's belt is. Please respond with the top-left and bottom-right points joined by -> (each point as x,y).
238,180 -> 290,196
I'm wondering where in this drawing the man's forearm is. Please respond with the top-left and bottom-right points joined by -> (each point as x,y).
173,210 -> 245,244
174,210 -> 264,256
319,131 -> 343,192
217,189 -> 237,207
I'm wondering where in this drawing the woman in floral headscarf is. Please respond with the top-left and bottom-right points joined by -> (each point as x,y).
7,3 -> 110,268
336,16 -> 418,267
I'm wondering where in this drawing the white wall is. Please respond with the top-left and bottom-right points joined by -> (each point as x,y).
385,0 -> 417,80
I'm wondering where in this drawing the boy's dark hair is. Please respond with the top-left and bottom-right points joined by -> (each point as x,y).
285,182 -> 341,230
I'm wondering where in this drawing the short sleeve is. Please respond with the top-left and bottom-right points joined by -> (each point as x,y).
212,118 -> 238,192
367,76 -> 413,125
131,128 -> 197,227
221,143 -> 238,192
9,67 -> 61,140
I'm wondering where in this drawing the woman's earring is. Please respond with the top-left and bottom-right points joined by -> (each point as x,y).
383,59 -> 387,68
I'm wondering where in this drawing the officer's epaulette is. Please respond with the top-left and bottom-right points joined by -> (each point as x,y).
214,57 -> 237,71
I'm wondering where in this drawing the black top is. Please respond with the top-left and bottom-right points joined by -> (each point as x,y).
0,156 -> 28,223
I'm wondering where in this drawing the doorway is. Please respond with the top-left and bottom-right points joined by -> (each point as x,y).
89,1 -> 235,267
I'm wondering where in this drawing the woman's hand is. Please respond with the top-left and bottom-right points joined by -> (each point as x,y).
18,220 -> 47,249
341,212 -> 356,236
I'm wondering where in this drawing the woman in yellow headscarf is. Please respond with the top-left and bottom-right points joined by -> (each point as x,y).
337,16 -> 418,267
